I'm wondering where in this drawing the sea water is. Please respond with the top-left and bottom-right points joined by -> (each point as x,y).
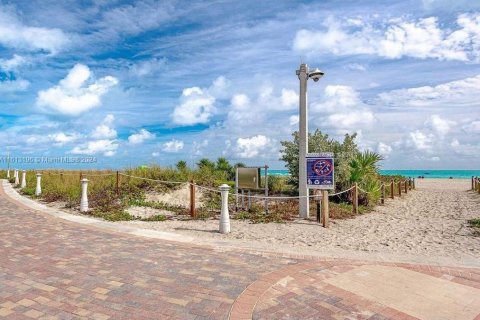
266,169 -> 480,179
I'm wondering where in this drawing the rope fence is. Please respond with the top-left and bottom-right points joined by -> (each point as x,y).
472,176 -> 480,195
4,168 -> 417,231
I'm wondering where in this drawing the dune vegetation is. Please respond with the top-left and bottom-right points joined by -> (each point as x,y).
1,130 -> 408,222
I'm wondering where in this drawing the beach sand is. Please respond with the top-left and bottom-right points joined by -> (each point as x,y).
119,179 -> 480,262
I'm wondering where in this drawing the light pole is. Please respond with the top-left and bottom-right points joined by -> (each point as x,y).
296,63 -> 324,219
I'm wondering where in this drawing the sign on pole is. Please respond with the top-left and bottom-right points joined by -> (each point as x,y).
306,152 -> 334,190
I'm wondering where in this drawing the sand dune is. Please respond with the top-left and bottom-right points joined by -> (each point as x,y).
120,179 -> 480,263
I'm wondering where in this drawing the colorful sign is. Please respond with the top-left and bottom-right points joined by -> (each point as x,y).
306,152 -> 334,190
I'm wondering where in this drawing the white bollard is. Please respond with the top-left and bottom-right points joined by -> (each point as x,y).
7,169 -> 10,179
219,184 -> 231,234
21,170 -> 26,188
35,173 -> 42,196
80,178 -> 89,212
14,169 -> 19,185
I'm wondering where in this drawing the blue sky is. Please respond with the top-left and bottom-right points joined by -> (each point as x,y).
0,0 -> 479,170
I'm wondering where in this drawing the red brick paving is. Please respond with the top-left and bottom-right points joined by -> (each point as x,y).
1,184 -> 479,319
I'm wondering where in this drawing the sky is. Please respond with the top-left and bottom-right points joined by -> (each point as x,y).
0,0 -> 479,170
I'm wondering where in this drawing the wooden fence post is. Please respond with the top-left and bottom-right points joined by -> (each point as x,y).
472,176 -> 474,190
408,178 -> 412,190
381,184 -> 385,205
413,178 -> 416,189
352,183 -> 358,215
404,180 -> 408,194
80,171 -> 83,181
190,180 -> 196,218
390,179 -> 394,199
321,190 -> 329,228
398,181 -> 402,196
116,171 -> 120,195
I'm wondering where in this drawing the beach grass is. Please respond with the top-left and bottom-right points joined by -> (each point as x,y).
0,165 -> 393,223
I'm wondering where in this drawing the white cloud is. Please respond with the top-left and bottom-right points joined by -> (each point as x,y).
0,79 -> 30,92
193,140 -> 209,156
128,129 -> 155,144
171,86 -> 216,126
379,75 -> 480,107
450,139 -> 480,156
208,76 -> 231,99
345,63 -> 367,71
408,130 -> 435,150
36,64 -> 118,116
462,120 -> 480,133
71,139 -> 118,156
289,115 -> 299,126
311,85 -> 376,131
48,132 -> 80,146
235,135 -> 271,158
424,115 -> 455,135
91,114 -> 117,139
0,54 -> 28,71
130,58 -> 167,77
327,111 -> 375,129
293,13 -> 480,61
377,142 -> 393,156
162,139 -> 184,153
0,9 -> 69,54
281,89 -> 298,109
98,2 -> 173,37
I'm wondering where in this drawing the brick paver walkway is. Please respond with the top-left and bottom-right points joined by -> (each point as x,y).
1,184 -> 479,320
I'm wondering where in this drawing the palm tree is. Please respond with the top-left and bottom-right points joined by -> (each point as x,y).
349,150 -> 383,205
216,157 -> 232,172
175,160 -> 188,171
197,158 -> 215,170
349,150 -> 383,183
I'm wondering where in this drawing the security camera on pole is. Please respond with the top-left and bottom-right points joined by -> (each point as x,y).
296,63 -> 324,219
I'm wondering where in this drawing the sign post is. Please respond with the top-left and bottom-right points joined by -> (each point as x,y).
306,152 -> 334,227
306,153 -> 335,190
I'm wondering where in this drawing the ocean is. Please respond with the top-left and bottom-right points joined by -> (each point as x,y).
266,169 -> 480,179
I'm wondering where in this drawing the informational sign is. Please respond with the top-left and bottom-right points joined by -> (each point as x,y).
306,152 -> 334,190
237,167 -> 261,189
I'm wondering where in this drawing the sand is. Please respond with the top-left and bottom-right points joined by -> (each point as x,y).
119,179 -> 480,262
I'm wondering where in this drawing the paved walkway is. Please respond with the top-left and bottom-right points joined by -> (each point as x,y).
0,184 -> 479,319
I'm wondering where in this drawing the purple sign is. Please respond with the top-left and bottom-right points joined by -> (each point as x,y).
306,153 -> 334,190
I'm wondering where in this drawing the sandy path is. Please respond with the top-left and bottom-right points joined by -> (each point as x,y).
122,179 -> 479,262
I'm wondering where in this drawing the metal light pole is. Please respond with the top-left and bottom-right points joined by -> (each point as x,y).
296,63 -> 324,219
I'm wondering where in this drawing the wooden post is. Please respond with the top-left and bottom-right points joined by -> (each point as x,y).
190,180 -> 196,218
413,178 -> 416,189
80,171 -> 83,181
60,172 -> 64,182
352,183 -> 358,215
314,190 -> 321,223
381,184 -> 385,205
321,190 -> 329,228
398,181 -> 402,196
472,176 -> 475,190
264,165 -> 269,214
408,178 -> 412,190
390,179 -> 394,199
116,171 -> 119,195
404,180 -> 408,194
